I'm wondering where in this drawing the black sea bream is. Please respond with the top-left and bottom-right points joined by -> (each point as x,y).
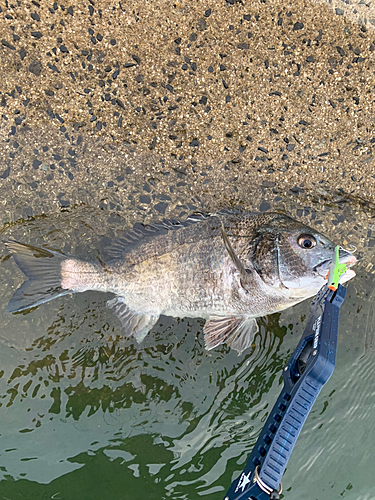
5,212 -> 356,354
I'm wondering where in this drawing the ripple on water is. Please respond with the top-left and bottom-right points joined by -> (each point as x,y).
0,202 -> 375,498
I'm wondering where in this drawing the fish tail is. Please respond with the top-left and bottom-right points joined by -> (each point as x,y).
4,240 -> 83,313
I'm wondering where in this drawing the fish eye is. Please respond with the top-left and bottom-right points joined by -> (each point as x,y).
297,234 -> 317,249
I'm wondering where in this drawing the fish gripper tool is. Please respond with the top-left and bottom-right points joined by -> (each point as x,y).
223,281 -> 347,500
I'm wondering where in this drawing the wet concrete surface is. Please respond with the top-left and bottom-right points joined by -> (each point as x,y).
1,4 -> 375,498
0,0 -> 374,228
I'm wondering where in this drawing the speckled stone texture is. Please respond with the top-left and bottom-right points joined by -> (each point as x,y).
315,0 -> 375,30
0,0 -> 374,225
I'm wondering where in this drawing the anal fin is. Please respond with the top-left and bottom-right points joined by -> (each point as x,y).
107,297 -> 158,343
204,316 -> 259,355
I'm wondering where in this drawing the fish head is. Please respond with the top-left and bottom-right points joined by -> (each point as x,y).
248,214 -> 356,300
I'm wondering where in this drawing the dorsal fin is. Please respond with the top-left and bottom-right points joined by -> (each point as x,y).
106,212 -> 215,259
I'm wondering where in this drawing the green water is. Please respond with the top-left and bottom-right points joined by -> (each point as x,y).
0,206 -> 374,500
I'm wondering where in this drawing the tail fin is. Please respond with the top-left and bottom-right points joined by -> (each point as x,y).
4,240 -> 73,313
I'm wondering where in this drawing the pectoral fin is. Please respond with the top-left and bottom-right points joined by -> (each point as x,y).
204,315 -> 259,355
220,224 -> 254,289
107,297 -> 158,343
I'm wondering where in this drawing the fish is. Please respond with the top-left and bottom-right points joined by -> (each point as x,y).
4,211 -> 356,354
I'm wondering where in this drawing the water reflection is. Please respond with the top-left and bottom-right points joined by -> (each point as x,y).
0,201 -> 374,499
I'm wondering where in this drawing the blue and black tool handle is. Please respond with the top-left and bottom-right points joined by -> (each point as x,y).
224,283 -> 347,500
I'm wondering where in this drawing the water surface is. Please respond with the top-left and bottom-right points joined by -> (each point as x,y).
0,200 -> 374,500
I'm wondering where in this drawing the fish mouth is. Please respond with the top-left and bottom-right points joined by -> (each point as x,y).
314,248 -> 357,277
